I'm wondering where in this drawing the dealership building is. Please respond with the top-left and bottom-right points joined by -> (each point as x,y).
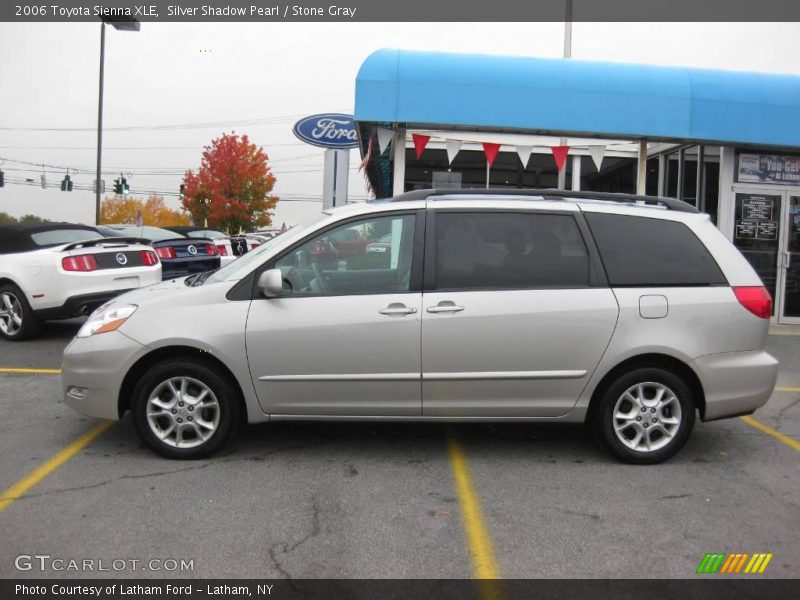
353,49 -> 800,323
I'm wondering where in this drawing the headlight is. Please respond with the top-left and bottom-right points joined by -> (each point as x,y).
77,304 -> 137,338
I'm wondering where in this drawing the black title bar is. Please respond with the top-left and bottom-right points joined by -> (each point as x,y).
3,0 -> 800,22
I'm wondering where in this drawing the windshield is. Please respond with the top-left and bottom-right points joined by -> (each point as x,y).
31,229 -> 101,246
204,218 -> 320,284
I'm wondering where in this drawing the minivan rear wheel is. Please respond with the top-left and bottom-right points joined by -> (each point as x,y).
595,367 -> 695,464
131,358 -> 241,459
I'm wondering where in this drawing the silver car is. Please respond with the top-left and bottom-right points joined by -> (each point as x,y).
61,190 -> 779,464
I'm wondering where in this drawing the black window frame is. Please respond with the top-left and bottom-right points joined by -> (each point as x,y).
423,208 -> 608,292
228,209 -> 426,301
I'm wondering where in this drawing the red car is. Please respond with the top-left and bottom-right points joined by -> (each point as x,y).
309,227 -> 367,265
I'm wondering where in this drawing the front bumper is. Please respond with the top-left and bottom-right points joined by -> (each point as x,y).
692,350 -> 779,421
61,330 -> 147,420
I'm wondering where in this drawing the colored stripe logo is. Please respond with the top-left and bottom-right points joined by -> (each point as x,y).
696,552 -> 773,574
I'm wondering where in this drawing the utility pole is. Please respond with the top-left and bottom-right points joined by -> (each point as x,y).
95,17 -> 140,225
95,21 -> 105,225
558,0 -> 573,190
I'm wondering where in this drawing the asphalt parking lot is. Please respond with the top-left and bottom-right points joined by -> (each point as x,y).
0,321 -> 798,581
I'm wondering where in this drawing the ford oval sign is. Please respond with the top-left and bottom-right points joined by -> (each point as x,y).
293,113 -> 359,149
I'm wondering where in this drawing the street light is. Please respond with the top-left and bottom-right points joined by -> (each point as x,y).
95,16 -> 140,225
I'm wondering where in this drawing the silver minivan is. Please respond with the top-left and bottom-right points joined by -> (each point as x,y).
61,190 -> 779,463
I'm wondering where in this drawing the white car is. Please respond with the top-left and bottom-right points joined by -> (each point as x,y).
0,223 -> 162,341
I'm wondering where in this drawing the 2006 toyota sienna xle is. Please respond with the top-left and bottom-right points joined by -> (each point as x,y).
61,189 -> 779,464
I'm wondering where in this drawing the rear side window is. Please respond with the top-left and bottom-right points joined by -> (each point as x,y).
585,213 -> 726,286
435,212 -> 590,290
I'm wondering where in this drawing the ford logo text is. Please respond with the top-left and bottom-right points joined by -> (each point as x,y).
293,113 -> 359,149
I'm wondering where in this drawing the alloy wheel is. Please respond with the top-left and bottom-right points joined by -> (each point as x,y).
0,292 -> 23,336
146,376 -> 220,449
612,382 -> 683,453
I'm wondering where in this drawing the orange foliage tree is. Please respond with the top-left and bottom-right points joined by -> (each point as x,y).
100,196 -> 191,226
181,133 -> 278,232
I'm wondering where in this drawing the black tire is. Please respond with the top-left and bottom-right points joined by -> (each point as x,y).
131,358 -> 242,459
594,367 -> 695,465
0,283 -> 41,341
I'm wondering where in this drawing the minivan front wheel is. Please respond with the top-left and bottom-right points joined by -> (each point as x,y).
596,367 -> 695,464
132,359 -> 241,459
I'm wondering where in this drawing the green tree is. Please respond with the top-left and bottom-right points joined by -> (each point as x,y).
18,214 -> 50,224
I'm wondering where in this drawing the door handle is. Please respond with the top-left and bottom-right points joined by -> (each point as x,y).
379,303 -> 417,316
784,251 -> 791,269
427,302 -> 465,314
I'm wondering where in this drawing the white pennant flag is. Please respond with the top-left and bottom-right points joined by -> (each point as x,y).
376,128 -> 394,155
516,145 -> 533,168
445,139 -> 462,165
589,145 -> 606,171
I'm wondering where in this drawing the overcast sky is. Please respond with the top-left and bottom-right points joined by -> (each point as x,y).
1,22 -> 800,227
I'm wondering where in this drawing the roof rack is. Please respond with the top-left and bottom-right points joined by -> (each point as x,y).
386,188 -> 698,213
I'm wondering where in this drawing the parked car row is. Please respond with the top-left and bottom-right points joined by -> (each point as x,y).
0,222 -> 240,341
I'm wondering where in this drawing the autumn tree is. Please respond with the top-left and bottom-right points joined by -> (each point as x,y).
181,133 -> 278,232
100,195 -> 190,226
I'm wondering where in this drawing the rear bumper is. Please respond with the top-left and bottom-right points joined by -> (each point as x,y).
162,257 -> 221,279
34,290 -> 132,320
692,350 -> 779,421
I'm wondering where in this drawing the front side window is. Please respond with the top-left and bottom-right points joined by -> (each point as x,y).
434,212 -> 590,290
274,214 -> 416,296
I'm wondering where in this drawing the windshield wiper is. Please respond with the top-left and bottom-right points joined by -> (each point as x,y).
185,269 -> 219,287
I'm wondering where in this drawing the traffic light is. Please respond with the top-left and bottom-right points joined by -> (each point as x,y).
114,178 -> 123,194
121,177 -> 130,195
0,169 -> 4,188
60,174 -> 73,192
179,183 -> 185,197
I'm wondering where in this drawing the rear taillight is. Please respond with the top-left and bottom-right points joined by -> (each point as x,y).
733,286 -> 773,319
140,250 -> 159,266
216,245 -> 228,256
62,255 -> 98,272
205,244 -> 218,256
250,242 -> 261,248
156,246 -> 176,260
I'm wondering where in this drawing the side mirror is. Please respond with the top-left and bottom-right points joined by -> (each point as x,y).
257,269 -> 284,298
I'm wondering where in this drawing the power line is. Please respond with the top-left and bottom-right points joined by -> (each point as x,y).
0,142 -> 311,150
0,111 -> 353,132
1,178 -> 363,202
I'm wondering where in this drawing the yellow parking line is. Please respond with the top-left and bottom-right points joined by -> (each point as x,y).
774,387 -> 800,393
740,415 -> 800,453
446,429 -> 502,598
0,367 -> 61,375
0,421 -> 113,512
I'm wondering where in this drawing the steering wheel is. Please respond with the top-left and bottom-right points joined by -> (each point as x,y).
311,262 -> 330,293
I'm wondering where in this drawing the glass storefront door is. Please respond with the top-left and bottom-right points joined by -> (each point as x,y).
780,196 -> 800,321
733,191 -> 782,315
732,188 -> 800,323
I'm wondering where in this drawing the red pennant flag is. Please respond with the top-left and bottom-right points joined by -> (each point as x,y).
412,134 -> 430,159
551,146 -> 570,172
482,143 -> 501,167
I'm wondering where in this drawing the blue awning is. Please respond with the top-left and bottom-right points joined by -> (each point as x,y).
354,49 -> 800,149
